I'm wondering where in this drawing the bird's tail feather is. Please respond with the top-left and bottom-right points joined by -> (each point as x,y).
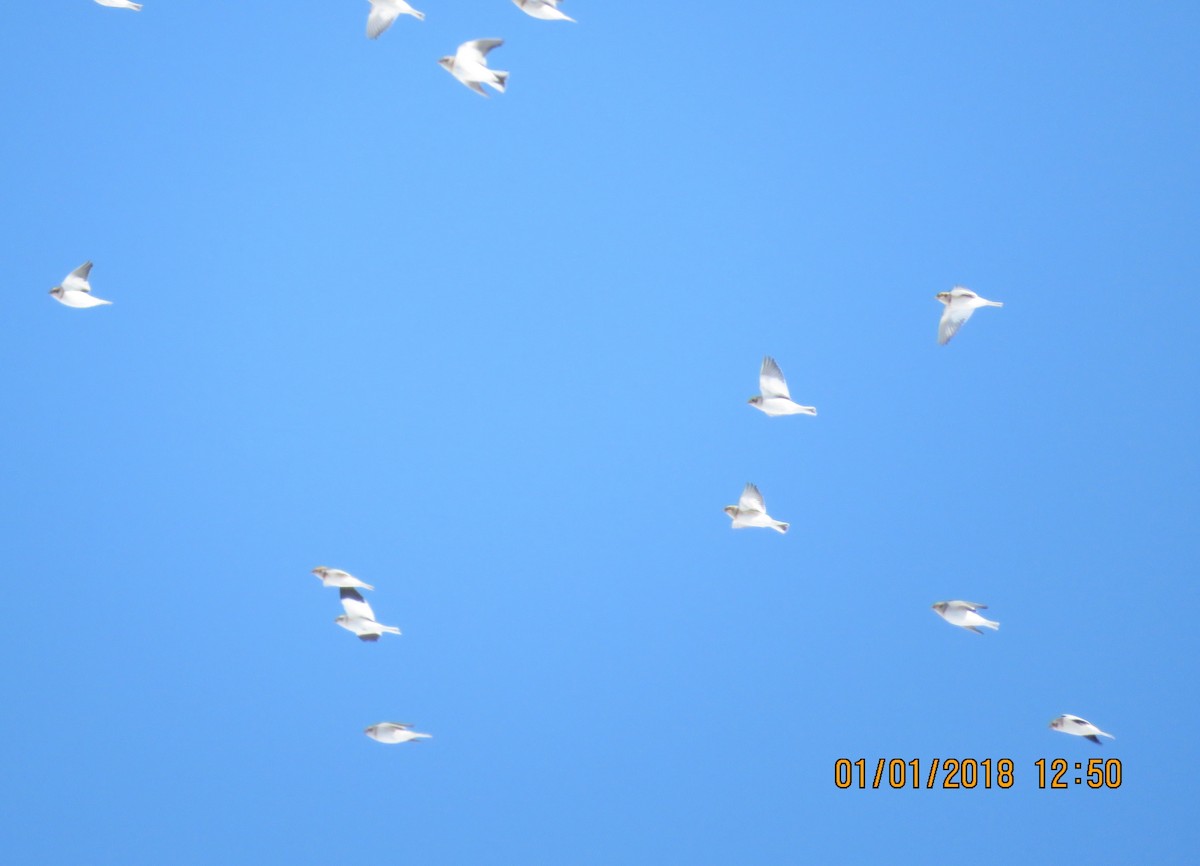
361,583 -> 376,591
981,618 -> 1000,630
773,522 -> 789,534
411,10 -> 426,21
492,71 -> 509,92
987,301 -> 1004,307
381,625 -> 402,635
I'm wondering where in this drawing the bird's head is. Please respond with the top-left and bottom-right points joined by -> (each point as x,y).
748,396 -> 762,406
334,614 -> 349,625
49,287 -> 63,298
437,56 -> 454,70
931,602 -> 947,614
935,291 -> 950,304
312,567 -> 328,578
722,505 -> 738,517
364,725 -> 378,737
1049,717 -> 1063,730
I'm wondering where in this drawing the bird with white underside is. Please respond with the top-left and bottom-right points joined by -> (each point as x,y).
49,262 -> 113,309
748,356 -> 816,417
94,0 -> 142,10
335,587 -> 401,641
438,39 -> 509,97
724,483 -> 789,534
1049,714 -> 1115,745
365,0 -> 424,40
365,722 -> 431,744
931,600 -> 999,635
513,0 -> 575,22
936,286 -> 1003,345
312,566 -> 375,591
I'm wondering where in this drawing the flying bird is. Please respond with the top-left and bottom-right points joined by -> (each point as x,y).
723,483 -> 788,534
366,0 -> 424,39
931,600 -> 999,635
513,0 -> 575,22
94,0 -> 142,9
312,567 -> 375,591
1049,714 -> 1115,745
335,587 -> 401,641
936,286 -> 1003,345
748,356 -> 817,417
438,39 -> 509,97
49,262 -> 112,308
365,722 -> 432,744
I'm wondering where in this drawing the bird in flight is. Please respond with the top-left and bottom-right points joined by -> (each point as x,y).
513,0 -> 575,22
49,262 -> 112,309
931,600 -> 999,635
335,588 -> 401,641
748,356 -> 817,417
312,566 -> 375,591
365,722 -> 432,744
936,286 -> 1003,345
724,483 -> 789,534
366,0 -> 424,40
1049,714 -> 1115,745
439,39 -> 509,97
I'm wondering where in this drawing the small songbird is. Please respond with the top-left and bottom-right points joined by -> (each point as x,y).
312,566 -> 375,591
94,0 -> 143,10
335,588 -> 401,641
366,0 -> 424,40
49,262 -> 113,308
936,286 -> 1003,345
723,483 -> 789,534
438,39 -> 509,97
512,0 -> 575,22
365,722 -> 432,744
748,356 -> 817,417
1049,714 -> 1115,745
931,600 -> 1000,635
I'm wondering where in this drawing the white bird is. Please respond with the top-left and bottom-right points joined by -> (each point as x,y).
748,356 -> 817,417
335,588 -> 401,641
438,39 -> 509,97
723,483 -> 788,534
94,0 -> 143,10
513,0 -> 575,22
936,286 -> 1003,345
931,600 -> 999,635
365,722 -> 432,744
366,0 -> 424,40
312,566 -> 375,591
1049,714 -> 1115,745
49,262 -> 112,308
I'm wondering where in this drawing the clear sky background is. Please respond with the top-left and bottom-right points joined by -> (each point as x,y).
2,2 -> 1198,863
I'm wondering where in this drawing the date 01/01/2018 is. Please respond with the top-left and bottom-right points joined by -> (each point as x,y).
834,757 -> 1123,790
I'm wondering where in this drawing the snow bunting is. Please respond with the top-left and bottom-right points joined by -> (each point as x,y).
365,722 -> 431,744
49,262 -> 112,308
438,39 -> 509,97
723,483 -> 788,534
366,0 -> 424,39
748,356 -> 817,417
312,566 -> 375,591
335,588 -> 401,641
931,600 -> 999,635
1050,714 -> 1115,745
513,0 -> 575,22
94,0 -> 142,10
936,286 -> 1003,345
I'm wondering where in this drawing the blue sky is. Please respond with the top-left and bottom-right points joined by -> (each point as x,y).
2,2 -> 1198,862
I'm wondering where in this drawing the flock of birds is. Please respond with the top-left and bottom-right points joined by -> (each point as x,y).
61,1 -> 1116,750
91,0 -> 575,98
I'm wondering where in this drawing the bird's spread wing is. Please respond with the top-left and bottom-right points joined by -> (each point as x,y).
1084,734 -> 1101,744
340,587 -> 376,620
738,483 -> 766,512
938,301 -> 974,345
63,261 -> 94,292
366,2 -> 399,39
458,39 -> 503,65
465,80 -> 489,97
759,356 -> 791,399
358,633 -> 380,642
